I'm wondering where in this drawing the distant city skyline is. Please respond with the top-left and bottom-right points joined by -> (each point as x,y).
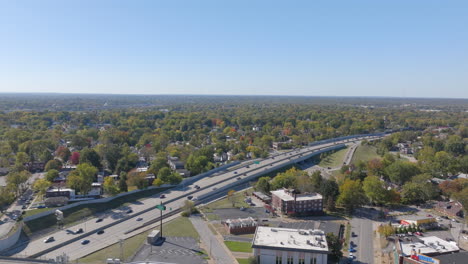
1,1 -> 467,98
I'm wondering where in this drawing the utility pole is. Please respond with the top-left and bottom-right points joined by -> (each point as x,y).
119,238 -> 124,261
160,201 -> 163,237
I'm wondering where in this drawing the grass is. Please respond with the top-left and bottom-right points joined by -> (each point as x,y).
237,258 -> 250,264
23,207 -> 53,218
318,147 -> 348,168
201,189 -> 253,211
351,144 -> 381,164
161,216 -> 200,240
224,241 -> 253,253
24,187 -> 168,235
78,230 -> 151,264
344,222 -> 351,247
206,213 -> 220,221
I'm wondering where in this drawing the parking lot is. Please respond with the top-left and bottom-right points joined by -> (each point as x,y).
131,236 -> 207,264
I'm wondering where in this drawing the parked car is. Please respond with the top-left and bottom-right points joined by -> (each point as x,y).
240,207 -> 246,211
43,236 -> 54,243
351,232 -> 356,237
81,239 -> 90,245
415,232 -> 423,236
21,205 -> 27,209
349,247 -> 356,252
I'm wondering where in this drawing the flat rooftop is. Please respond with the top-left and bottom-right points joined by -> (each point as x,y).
400,236 -> 459,256
252,226 -> 329,253
271,189 -> 322,201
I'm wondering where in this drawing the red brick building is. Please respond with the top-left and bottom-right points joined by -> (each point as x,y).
271,189 -> 323,215
223,217 -> 257,235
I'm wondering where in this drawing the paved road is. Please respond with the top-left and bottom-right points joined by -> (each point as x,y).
0,172 -> 44,238
350,216 -> 374,264
190,216 -> 235,264
5,134 -> 384,260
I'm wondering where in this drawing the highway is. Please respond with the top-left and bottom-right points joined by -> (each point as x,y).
7,134 -> 385,260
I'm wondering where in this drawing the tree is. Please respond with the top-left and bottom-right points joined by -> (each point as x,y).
127,172 -> 148,189
33,179 -> 52,198
67,163 -> 98,194
377,224 -> 395,237
362,175 -> 389,205
384,161 -> 420,185
148,157 -> 169,175
256,177 -> 271,193
152,178 -> 163,187
157,167 -> 172,184
79,148 -> 101,168
320,179 -> 339,211
6,170 -> 30,196
44,159 -> 62,171
103,177 -> 119,196
401,182 -> 429,205
326,233 -> 343,261
118,172 -> 128,192
45,169 -> 59,182
181,200 -> 196,216
227,190 -> 236,207
310,171 -> 323,191
55,146 -> 71,162
15,152 -> 30,170
70,151 -> 80,165
337,179 -> 366,213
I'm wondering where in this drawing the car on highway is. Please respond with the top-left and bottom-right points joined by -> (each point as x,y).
234,171 -> 238,174
81,239 -> 90,245
246,165 -> 250,168
212,187 -> 217,191
187,195 -> 193,200
44,236 -> 55,243
159,194 -> 166,199
136,217 -> 143,221
192,197 -> 198,201
75,228 -> 84,234
96,218 -> 103,223
97,230 -> 105,235
126,209 -> 133,214
236,177 -> 241,180
194,185 -> 200,189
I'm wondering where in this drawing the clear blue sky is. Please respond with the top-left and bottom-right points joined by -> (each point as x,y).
0,0 -> 467,98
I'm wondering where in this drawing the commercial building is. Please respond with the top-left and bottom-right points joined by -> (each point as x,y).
271,189 -> 323,215
400,216 -> 436,228
223,217 -> 257,235
45,187 -> 76,199
393,236 -> 461,264
252,226 -> 329,264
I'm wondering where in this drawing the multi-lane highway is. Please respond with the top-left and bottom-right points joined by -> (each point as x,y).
8,134 -> 385,260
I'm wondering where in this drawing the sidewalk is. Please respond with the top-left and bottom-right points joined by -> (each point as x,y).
190,215 -> 237,264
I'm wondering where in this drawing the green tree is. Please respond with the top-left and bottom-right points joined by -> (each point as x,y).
256,177 -> 271,193
33,179 -> 52,198
148,157 -> 169,175
384,161 -> 420,185
337,179 -> 366,212
44,159 -> 62,171
67,163 -> 98,194
45,169 -> 59,182
362,175 -> 389,205
118,172 -> 128,192
79,148 -> 101,168
326,233 -> 343,261
6,170 -> 30,196
320,179 -> 339,211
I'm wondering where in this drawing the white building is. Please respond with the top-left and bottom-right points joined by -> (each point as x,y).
399,236 -> 459,256
252,226 -> 329,264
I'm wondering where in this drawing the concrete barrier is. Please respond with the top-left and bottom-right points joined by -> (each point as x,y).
0,223 -> 23,252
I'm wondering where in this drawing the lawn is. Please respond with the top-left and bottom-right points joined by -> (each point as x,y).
161,216 -> 200,239
318,147 -> 348,168
351,144 -> 381,164
78,230 -> 150,264
224,241 -> 253,253
78,216 -> 200,263
201,189 -> 253,211
237,258 -> 250,264
23,207 -> 54,218
24,187 -> 168,235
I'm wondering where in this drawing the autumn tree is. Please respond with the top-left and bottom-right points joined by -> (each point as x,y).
103,177 -> 119,196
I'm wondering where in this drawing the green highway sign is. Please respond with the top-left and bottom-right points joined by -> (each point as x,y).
156,204 -> 166,211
